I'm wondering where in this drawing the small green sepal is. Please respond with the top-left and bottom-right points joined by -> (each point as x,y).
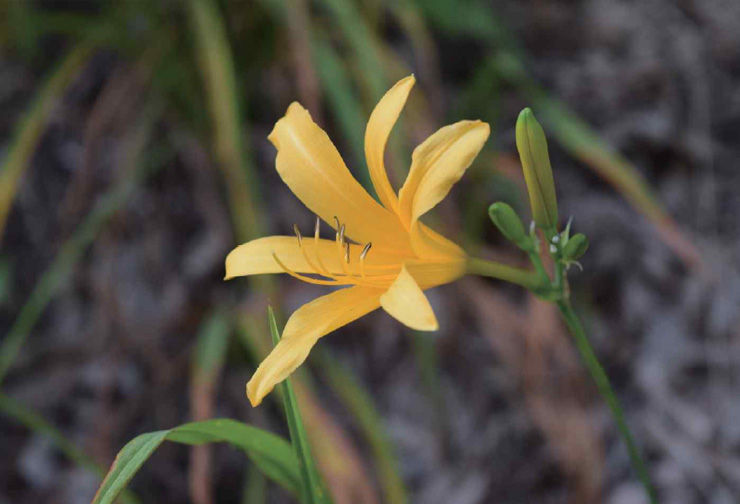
563,233 -> 589,261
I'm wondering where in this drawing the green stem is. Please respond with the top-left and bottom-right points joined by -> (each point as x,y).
527,250 -> 550,284
466,257 -> 543,291
556,300 -> 657,504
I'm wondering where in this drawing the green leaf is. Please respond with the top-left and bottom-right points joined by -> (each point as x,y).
93,431 -> 169,504
269,307 -> 332,504
92,419 -> 301,504
0,393 -> 140,504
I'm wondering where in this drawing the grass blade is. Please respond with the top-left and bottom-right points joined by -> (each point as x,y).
237,312 -> 380,503
93,419 -> 302,504
0,42 -> 93,241
0,112 -> 168,385
0,393 -> 140,504
190,311 -> 232,504
187,0 -> 263,244
316,351 -> 408,504
268,306 -> 332,504
312,35 -> 369,185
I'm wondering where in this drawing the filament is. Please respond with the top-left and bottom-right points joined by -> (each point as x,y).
272,253 -> 346,286
274,217 -> 400,289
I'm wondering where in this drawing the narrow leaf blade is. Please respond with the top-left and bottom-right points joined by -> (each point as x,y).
92,419 -> 302,504
269,307 -> 332,504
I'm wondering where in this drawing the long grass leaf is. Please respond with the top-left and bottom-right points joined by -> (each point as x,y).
187,0 -> 263,244
316,351 -> 408,504
268,306 -> 332,504
0,113 -> 168,385
0,42 -> 94,240
0,393 -> 140,504
312,35 -> 369,185
190,311 -> 231,504
92,419 -> 301,504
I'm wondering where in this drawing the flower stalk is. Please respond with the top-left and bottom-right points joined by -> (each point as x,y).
556,300 -> 657,503
465,257 -> 544,292
479,107 -> 657,503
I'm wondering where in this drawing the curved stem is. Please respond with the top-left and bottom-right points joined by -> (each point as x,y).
466,257 -> 543,291
527,250 -> 550,283
556,300 -> 657,504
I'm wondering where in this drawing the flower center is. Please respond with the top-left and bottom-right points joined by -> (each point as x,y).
272,216 -> 399,288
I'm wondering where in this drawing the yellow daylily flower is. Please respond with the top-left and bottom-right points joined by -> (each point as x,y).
225,76 -> 490,406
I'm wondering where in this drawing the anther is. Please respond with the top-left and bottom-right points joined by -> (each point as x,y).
359,242 -> 371,278
339,224 -> 346,245
345,241 -> 351,263
293,224 -> 303,246
360,242 -> 372,260
314,216 -> 321,239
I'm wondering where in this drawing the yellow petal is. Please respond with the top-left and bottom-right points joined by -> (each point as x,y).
247,286 -> 383,406
379,263 -> 439,331
224,235 -> 405,280
398,120 -> 490,227
364,75 -> 415,211
409,221 -> 466,263
269,102 -> 410,250
404,255 -> 467,290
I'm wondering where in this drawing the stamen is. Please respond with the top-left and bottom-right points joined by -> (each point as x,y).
333,216 -> 341,236
360,242 -> 372,260
313,216 -> 333,277
272,252 -> 346,286
359,242 -> 372,278
279,218 -> 396,288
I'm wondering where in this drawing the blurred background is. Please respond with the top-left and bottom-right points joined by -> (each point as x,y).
1,0 -> 739,503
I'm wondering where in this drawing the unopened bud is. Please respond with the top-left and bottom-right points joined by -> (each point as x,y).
488,202 -> 530,250
563,233 -> 589,260
516,108 -> 558,231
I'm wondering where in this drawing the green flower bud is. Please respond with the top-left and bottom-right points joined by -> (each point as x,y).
488,202 -> 529,249
563,233 -> 589,260
516,108 -> 558,231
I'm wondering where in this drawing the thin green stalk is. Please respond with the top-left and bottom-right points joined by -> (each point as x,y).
241,462 -> 267,504
556,301 -> 657,504
315,350 -> 408,504
466,257 -> 542,291
268,307 -> 331,504
526,251 -> 550,284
